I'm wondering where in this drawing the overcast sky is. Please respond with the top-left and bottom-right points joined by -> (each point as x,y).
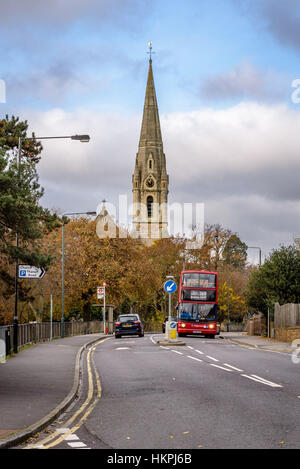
1,0 -> 300,262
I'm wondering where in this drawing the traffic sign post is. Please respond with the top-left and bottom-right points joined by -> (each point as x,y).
97,283 -> 107,334
164,280 -> 178,341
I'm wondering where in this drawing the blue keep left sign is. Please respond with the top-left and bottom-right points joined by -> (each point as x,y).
164,280 -> 177,294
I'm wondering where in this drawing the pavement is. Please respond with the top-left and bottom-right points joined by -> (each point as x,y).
0,333 -> 106,449
222,331 -> 295,354
0,330 -> 297,449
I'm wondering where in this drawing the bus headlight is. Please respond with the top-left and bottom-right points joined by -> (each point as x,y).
181,323 -> 186,328
209,324 -> 215,329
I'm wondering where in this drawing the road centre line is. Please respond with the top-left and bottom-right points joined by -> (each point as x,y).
241,374 -> 283,388
251,374 -> 283,388
187,355 -> 203,363
163,342 -> 285,390
206,355 -> 219,362
223,363 -> 244,372
209,364 -> 233,372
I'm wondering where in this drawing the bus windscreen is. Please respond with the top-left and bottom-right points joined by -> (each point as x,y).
178,303 -> 217,321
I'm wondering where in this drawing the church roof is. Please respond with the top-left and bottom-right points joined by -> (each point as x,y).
139,59 -> 163,149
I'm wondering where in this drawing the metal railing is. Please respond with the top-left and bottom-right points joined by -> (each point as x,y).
0,321 -> 112,354
0,319 -> 163,355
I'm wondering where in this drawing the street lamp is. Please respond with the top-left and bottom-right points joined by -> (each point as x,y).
248,246 -> 262,266
13,134 -> 91,353
61,211 -> 97,338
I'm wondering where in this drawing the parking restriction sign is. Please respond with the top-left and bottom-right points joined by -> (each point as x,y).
97,286 -> 105,299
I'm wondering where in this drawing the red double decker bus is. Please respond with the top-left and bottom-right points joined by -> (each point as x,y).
177,270 -> 220,338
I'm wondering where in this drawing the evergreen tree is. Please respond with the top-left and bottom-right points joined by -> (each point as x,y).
246,245 -> 300,317
0,115 -> 60,300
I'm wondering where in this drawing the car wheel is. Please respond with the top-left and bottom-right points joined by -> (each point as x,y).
178,333 -> 186,337
139,333 -> 144,337
115,334 -> 121,339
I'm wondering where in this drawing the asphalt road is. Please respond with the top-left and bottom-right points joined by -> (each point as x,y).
23,334 -> 300,450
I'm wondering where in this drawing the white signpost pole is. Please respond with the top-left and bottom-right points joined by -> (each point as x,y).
97,284 -> 107,334
103,283 -> 106,334
50,294 -> 53,341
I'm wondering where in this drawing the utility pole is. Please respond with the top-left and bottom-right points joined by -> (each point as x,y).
103,283 -> 106,334
50,294 -> 53,341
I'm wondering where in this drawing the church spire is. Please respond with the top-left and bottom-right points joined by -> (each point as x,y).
132,46 -> 169,244
139,53 -> 163,148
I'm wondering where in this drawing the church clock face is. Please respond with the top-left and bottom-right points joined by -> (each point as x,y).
146,177 -> 154,188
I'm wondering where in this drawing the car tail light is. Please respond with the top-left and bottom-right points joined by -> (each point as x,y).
115,322 -> 121,326
134,321 -> 141,325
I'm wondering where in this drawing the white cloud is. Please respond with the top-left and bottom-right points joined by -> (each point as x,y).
22,101 -> 300,256
200,62 -> 286,102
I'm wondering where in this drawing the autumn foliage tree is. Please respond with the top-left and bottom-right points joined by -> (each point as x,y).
0,189 -> 251,327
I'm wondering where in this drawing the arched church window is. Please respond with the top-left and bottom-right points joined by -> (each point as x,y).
148,153 -> 153,170
147,196 -> 153,218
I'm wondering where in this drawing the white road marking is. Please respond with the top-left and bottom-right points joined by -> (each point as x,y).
241,374 -> 282,388
206,355 -> 219,362
195,349 -> 204,355
252,374 -> 283,388
187,346 -> 194,350
67,442 -> 88,448
171,350 -> 183,355
65,434 -> 80,441
160,346 -> 170,350
223,363 -> 244,372
210,364 -> 233,372
187,355 -> 203,363
115,347 -> 130,350
55,427 -> 70,434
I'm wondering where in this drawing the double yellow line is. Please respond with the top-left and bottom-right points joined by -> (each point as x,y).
26,337 -> 110,449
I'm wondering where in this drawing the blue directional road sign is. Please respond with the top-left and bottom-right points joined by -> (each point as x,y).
18,265 -> 45,279
164,280 -> 177,294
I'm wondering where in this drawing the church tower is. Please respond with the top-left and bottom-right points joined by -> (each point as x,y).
132,50 -> 169,243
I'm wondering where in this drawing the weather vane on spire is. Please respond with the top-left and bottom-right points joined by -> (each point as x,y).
147,41 -> 155,61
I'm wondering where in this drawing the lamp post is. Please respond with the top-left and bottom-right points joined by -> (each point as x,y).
13,134 -> 90,353
248,246 -> 262,266
61,211 -> 96,338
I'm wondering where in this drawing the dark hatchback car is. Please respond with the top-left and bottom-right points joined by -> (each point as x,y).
115,314 -> 144,338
